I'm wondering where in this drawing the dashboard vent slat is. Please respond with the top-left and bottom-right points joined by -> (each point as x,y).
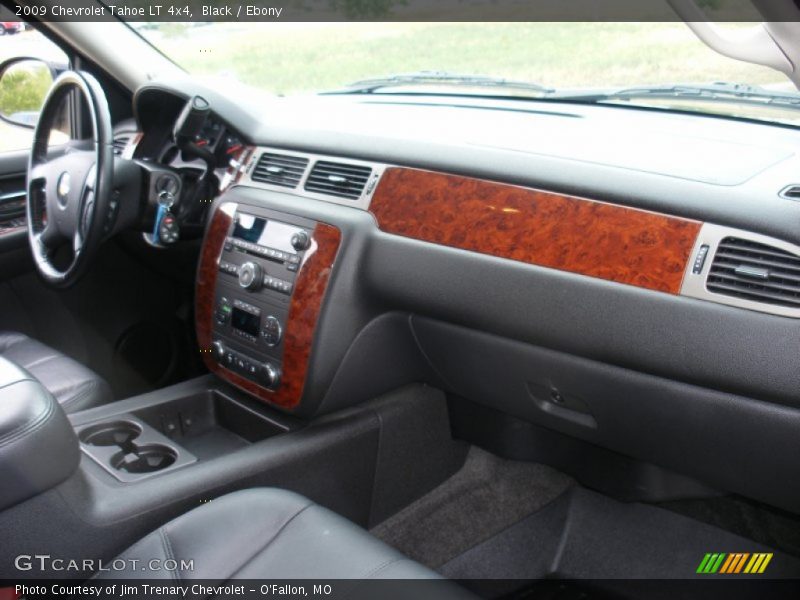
712,260 -> 800,284
713,252 -> 800,276
305,161 -> 372,200
251,152 -> 309,188
707,237 -> 800,308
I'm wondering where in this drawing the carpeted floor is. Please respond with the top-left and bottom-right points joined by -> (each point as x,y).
370,446 -> 800,598
370,446 -> 574,568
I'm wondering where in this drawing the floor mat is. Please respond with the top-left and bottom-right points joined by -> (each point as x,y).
370,446 -> 574,568
441,486 -> 800,598
372,446 -> 800,599
660,495 -> 800,559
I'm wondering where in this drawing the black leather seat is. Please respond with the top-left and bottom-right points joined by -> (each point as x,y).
0,332 -> 112,413
100,488 -> 474,596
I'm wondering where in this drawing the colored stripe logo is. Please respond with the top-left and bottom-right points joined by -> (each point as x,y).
697,552 -> 773,574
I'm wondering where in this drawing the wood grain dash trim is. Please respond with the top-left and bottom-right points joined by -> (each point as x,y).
370,167 -> 701,294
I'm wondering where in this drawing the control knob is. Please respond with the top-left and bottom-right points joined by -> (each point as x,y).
261,362 -> 281,388
215,299 -> 231,324
290,230 -> 311,251
212,340 -> 225,361
238,261 -> 263,291
261,315 -> 282,347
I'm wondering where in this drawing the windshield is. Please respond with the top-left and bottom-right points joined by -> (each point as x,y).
135,22 -> 800,126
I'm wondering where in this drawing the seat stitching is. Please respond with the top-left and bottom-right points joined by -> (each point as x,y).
20,353 -> 60,370
338,558 -> 408,599
360,557 -> 404,579
60,380 -> 99,409
0,332 -> 29,353
160,528 -> 180,582
0,398 -> 55,448
222,502 -> 315,581
60,383 -> 96,409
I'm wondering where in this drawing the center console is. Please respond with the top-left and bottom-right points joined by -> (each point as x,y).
196,201 -> 341,410
73,384 -> 293,484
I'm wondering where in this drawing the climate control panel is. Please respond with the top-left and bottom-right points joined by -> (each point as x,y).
212,339 -> 280,388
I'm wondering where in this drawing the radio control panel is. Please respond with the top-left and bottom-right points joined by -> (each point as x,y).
209,207 -> 317,391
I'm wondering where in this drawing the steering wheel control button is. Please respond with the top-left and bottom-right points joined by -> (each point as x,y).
238,261 -> 263,290
261,316 -> 283,347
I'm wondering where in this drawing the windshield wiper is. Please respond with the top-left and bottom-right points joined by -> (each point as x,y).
324,71 -> 555,95
550,82 -> 800,109
324,75 -> 800,116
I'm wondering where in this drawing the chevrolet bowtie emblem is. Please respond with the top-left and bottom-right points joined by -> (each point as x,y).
57,171 -> 71,205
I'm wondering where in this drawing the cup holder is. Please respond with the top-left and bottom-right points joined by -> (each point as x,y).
77,416 -> 194,482
79,421 -> 142,448
111,444 -> 178,474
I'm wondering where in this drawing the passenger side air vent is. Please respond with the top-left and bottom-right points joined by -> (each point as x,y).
113,134 -> 132,156
779,184 -> 800,201
251,153 -> 309,188
304,161 -> 372,200
707,237 -> 800,308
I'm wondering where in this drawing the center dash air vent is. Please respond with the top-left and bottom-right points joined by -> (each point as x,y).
304,161 -> 372,200
251,153 -> 309,188
707,237 -> 800,308
113,134 -> 132,156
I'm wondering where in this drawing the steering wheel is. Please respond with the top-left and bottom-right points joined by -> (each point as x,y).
26,70 -> 114,288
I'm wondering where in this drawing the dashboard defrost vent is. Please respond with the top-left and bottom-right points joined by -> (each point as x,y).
251,153 -> 309,188
305,161 -> 372,200
113,134 -> 131,156
707,237 -> 800,308
779,184 -> 800,200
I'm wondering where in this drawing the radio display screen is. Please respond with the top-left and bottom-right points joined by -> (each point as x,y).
231,307 -> 260,337
233,214 -> 304,255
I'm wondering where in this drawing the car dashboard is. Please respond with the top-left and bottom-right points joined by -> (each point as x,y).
116,78 -> 800,513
